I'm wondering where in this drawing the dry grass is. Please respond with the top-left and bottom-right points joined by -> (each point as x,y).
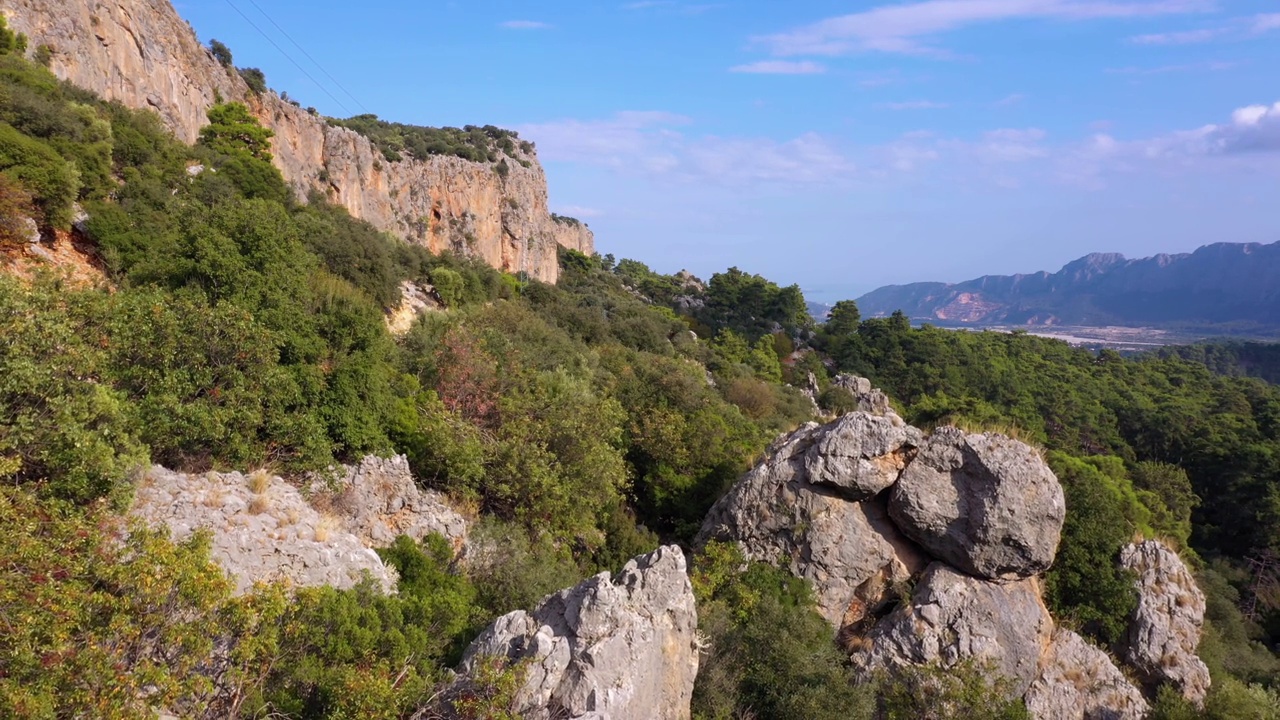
281,507 -> 301,526
314,515 -> 339,542
248,494 -> 271,515
247,468 -> 272,495
203,485 -> 228,508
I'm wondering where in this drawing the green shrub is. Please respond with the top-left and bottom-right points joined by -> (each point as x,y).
208,39 -> 233,68
1044,452 -> 1143,646
238,66 -> 266,94
691,542 -> 876,720
877,660 -> 1031,720
0,278 -> 146,502
0,122 -> 78,226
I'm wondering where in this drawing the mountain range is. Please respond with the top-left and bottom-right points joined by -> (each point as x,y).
856,241 -> 1280,332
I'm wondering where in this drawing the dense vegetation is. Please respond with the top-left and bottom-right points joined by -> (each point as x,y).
327,114 -> 533,165
1,19 -> 1277,718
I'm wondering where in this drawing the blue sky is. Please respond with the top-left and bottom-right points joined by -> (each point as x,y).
178,0 -> 1280,300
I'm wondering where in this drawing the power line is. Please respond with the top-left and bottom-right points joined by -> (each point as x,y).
241,0 -> 370,116
220,0 -> 353,116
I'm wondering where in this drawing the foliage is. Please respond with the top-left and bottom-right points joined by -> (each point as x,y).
701,266 -> 811,342
0,172 -> 35,246
1043,452 -> 1141,646
0,487 -> 286,718
209,39 -> 233,68
876,661 -> 1031,720
197,102 -> 288,202
0,121 -> 79,226
691,542 -> 876,720
257,535 -> 479,719
0,278 -> 147,502
238,67 -> 267,95
328,114 -> 527,164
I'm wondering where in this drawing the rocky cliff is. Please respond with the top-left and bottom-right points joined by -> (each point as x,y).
0,0 -> 592,283
698,376 -> 1209,718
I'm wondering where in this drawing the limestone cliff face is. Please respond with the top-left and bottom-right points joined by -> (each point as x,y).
1,0 -> 592,282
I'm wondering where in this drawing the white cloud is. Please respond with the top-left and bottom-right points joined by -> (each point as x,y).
995,93 -> 1028,106
877,100 -> 950,110
554,205 -> 604,219
730,60 -> 826,75
1106,60 -> 1235,74
1128,27 -> 1223,43
1254,13 -> 1280,32
757,0 -> 1214,56
501,20 -> 552,30
518,112 -> 854,186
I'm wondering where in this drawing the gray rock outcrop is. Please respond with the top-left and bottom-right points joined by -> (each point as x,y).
804,412 -> 923,500
132,466 -> 395,594
832,374 -> 894,416
1025,629 -> 1149,720
1120,541 -> 1210,706
456,545 -> 699,720
696,420 -> 927,629
308,455 -> 468,552
851,563 -> 1054,698
889,426 -> 1065,582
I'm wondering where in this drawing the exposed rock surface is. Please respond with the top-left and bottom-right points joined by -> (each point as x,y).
889,426 -> 1065,582
132,466 -> 394,594
456,545 -> 698,720
386,280 -> 441,335
852,563 -> 1054,698
696,418 -> 927,628
1120,541 -> 1210,706
1,0 -> 592,282
832,374 -> 895,416
308,455 -> 468,552
1025,629 -> 1149,720
804,412 -> 923,499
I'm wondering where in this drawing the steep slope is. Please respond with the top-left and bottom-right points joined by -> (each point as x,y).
858,241 -> 1280,330
0,0 -> 591,282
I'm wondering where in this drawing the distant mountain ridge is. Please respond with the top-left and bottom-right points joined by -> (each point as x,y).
856,241 -> 1280,331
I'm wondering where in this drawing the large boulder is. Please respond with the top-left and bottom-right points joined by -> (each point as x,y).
1025,629 -> 1149,720
131,466 -> 395,594
832,374 -> 895,416
696,420 -> 927,630
851,563 -> 1054,698
308,455 -> 468,551
804,412 -> 924,500
888,427 -> 1065,582
1120,541 -> 1210,706
456,545 -> 699,720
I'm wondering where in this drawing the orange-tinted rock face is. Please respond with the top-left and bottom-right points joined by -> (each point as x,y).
1,0 -> 591,282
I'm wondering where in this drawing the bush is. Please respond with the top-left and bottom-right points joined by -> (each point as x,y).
0,278 -> 146,502
238,66 -> 266,94
0,488 -> 285,718
1044,452 -> 1142,646
0,172 -> 36,246
0,122 -> 79,227
691,542 -> 876,720
877,661 -> 1031,720
208,39 -> 233,68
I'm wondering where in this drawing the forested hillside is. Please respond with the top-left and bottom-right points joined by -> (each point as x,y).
1,18 -> 1278,719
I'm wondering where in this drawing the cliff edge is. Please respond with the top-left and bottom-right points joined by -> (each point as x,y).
0,0 -> 592,282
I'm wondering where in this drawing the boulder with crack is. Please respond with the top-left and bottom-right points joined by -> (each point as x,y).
889,426 -> 1065,582
1025,629 -> 1149,720
1120,541 -> 1210,706
851,562 -> 1055,698
696,418 -> 927,629
452,545 -> 699,720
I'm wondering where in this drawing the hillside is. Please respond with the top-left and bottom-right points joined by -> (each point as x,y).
0,0 -> 591,282
857,241 -> 1280,333
0,2 -> 1278,718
